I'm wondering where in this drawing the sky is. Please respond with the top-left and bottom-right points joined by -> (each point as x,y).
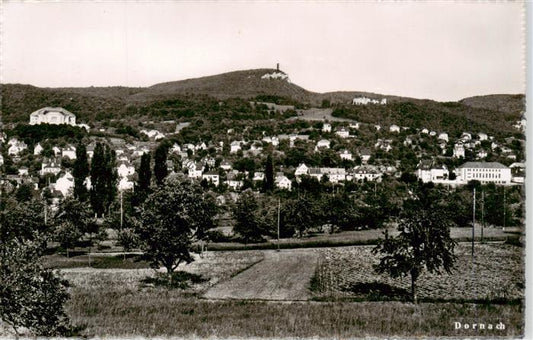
1,1 -> 526,101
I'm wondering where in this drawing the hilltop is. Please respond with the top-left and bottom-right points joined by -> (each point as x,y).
0,68 -> 525,136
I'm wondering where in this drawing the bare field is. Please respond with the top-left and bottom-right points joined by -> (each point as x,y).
204,248 -> 318,300
313,242 -> 524,302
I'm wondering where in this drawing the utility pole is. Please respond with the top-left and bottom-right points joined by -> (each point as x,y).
472,188 -> 475,258
277,197 -> 281,252
481,190 -> 485,243
503,186 -> 507,229
120,190 -> 124,229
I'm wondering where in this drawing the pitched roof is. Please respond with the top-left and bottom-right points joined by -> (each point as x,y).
457,162 -> 508,169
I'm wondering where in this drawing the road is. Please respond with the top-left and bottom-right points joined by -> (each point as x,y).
203,248 -> 318,301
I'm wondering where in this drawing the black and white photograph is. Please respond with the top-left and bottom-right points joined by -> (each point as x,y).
0,1 -> 529,338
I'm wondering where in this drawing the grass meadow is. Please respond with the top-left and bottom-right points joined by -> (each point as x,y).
54,242 -> 525,338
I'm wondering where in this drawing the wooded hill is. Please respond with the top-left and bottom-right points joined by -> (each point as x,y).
1,68 -> 525,137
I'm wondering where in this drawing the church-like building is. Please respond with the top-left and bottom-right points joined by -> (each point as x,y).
29,107 -> 76,126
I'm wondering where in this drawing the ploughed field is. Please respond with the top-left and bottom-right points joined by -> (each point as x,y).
312,242 -> 524,302
43,243 -> 523,337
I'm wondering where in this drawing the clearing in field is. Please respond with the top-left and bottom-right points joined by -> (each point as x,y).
203,248 -> 318,300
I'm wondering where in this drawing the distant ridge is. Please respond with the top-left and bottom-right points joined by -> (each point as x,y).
0,68 -> 525,136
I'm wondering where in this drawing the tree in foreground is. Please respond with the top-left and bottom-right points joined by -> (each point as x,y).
0,200 -> 74,337
136,175 -> 217,281
372,206 -> 456,303
1,238 -> 72,337
232,190 -> 268,244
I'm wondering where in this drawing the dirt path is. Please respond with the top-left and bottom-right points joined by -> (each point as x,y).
203,248 -> 318,301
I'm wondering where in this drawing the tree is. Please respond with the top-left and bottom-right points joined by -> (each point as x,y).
15,183 -> 34,202
136,175 -> 217,280
138,152 -> 152,192
73,142 -> 89,201
154,144 -> 168,185
1,238 -> 72,337
0,198 -> 48,242
372,206 -> 456,303
53,198 -> 96,257
281,196 -> 321,237
263,154 -> 274,192
90,143 -> 106,217
90,143 -> 117,217
0,199 -> 73,337
232,190 -> 267,244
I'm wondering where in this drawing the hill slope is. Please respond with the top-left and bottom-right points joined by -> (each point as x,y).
1,68 -> 525,137
459,94 -> 525,115
130,69 -> 316,103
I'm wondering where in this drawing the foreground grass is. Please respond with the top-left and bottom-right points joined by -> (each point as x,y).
67,289 -> 523,338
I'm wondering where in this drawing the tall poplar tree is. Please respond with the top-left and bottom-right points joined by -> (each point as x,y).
264,154 -> 274,192
104,145 -> 117,212
90,143 -> 106,217
138,152 -> 152,192
154,144 -> 168,185
72,142 -> 89,201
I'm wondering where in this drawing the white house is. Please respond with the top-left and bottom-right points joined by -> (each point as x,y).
315,139 -> 331,150
461,132 -> 472,141
54,172 -> 74,197
230,141 -> 242,154
359,149 -> 372,164
202,172 -> 220,186
0,155 -> 3,166
389,125 -> 400,133
118,177 -> 135,191
321,168 -> 346,183
477,150 -> 488,159
453,143 -> 465,158
34,143 -> 44,155
30,107 -> 76,126
253,171 -> 265,182
375,139 -> 392,152
416,160 -> 449,183
352,165 -> 382,182
188,163 -> 204,179
117,162 -> 135,178
322,123 -> 332,133
18,167 -> 29,176
352,97 -> 387,105
275,175 -> 292,191
456,162 -> 511,185
295,163 -> 309,177
140,129 -> 165,140
438,133 -> 449,142
478,133 -> 488,141
41,159 -> 62,176
62,145 -> 77,160
8,141 -> 28,156
339,150 -> 353,161
349,122 -> 360,130
220,160 -> 233,171
335,127 -> 350,138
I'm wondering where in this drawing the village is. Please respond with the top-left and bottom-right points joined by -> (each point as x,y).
0,103 -> 525,209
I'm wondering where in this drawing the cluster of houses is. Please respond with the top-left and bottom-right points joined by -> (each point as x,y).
0,106 -> 525,202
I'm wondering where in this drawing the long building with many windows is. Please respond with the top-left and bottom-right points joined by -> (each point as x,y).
456,162 -> 511,185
